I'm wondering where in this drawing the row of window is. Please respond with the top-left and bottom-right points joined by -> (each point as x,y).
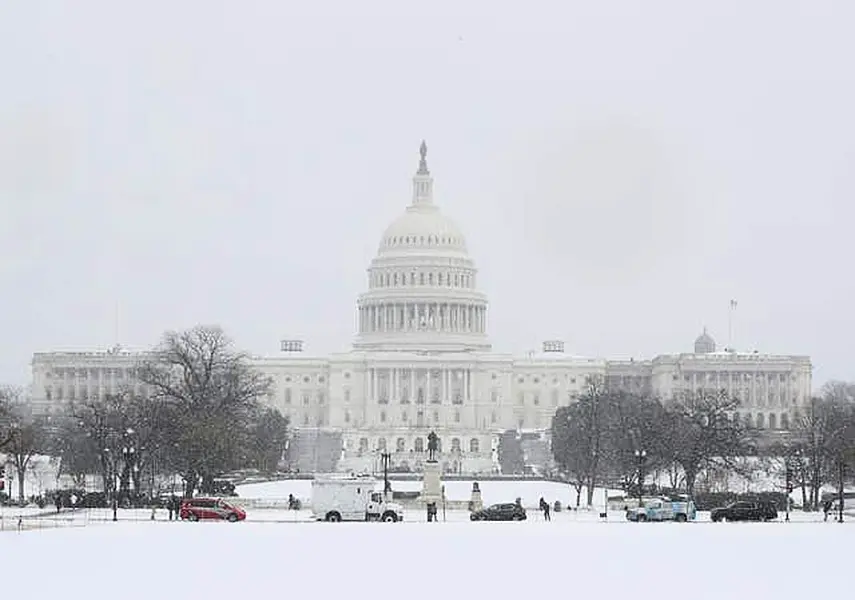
283,389 -> 328,405
356,436 -> 480,454
736,411 -> 790,430
370,269 -> 474,289
672,372 -> 797,383
44,385 -> 145,401
346,409 -> 473,425
383,234 -> 462,248
44,367 -> 136,380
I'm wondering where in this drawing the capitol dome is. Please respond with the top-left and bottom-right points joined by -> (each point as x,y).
354,142 -> 490,353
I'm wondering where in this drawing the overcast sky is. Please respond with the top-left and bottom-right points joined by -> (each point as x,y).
1,0 -> 852,388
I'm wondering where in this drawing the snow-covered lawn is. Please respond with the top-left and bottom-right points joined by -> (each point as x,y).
236,478 -> 621,508
5,510 -> 851,600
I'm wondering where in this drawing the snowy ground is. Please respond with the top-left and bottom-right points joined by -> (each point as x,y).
5,509 -> 851,600
236,478 -> 623,507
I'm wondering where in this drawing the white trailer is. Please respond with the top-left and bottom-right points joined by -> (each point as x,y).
311,474 -> 405,522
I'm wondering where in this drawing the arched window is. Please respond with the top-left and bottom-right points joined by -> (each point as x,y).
380,411 -> 386,423
451,438 -> 461,452
396,437 -> 405,452
768,413 -> 777,430
359,438 -> 369,453
414,438 -> 424,453
781,413 -> 790,430
433,410 -> 440,423
377,437 -> 386,451
470,438 -> 480,453
756,413 -> 765,429
454,411 -> 460,423
344,410 -> 351,423
491,411 -> 497,424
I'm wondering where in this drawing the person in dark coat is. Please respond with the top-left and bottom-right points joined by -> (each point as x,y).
55,494 -> 62,513
823,499 -> 833,521
168,494 -> 179,521
539,497 -> 551,521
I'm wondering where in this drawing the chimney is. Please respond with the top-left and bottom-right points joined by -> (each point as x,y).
542,340 -> 564,353
280,339 -> 304,353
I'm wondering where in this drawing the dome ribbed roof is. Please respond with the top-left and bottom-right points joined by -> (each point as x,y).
378,205 -> 467,255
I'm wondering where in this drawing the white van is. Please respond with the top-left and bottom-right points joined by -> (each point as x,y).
311,474 -> 404,522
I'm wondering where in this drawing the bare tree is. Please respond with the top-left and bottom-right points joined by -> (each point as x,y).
245,407 -> 290,475
72,394 -> 130,500
0,390 -> 49,503
137,325 -> 271,496
0,385 -> 22,449
551,377 -> 610,507
603,392 -> 668,493
49,411 -> 99,489
661,389 -> 750,500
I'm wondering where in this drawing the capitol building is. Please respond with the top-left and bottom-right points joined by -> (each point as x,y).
29,143 -> 813,475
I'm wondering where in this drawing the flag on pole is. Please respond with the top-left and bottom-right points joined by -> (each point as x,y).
730,299 -> 738,309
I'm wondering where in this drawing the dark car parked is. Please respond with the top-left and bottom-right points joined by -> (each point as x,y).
470,503 -> 527,521
711,501 -> 778,522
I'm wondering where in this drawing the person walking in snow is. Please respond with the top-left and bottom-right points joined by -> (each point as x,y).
539,497 -> 551,521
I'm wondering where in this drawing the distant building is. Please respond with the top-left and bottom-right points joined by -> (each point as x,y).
28,144 -> 812,474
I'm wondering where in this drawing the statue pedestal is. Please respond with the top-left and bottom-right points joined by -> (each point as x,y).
421,460 -> 443,506
469,487 -> 483,512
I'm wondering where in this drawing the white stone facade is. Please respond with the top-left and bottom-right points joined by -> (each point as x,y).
28,143 -> 812,474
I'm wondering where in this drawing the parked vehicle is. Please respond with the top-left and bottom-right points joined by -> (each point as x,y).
179,497 -> 246,522
626,497 -> 696,522
311,474 -> 404,522
710,501 -> 778,522
470,503 -> 527,521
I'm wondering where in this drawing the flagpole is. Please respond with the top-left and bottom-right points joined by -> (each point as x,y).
728,300 -> 736,351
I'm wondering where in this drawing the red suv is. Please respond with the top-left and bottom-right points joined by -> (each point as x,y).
179,497 -> 246,522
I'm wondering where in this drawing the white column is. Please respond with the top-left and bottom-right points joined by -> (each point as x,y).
440,368 -> 451,404
371,368 -> 377,403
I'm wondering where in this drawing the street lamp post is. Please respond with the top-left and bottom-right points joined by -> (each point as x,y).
380,452 -> 391,497
105,448 -> 117,522
634,449 -> 647,508
785,459 -> 792,522
837,459 -> 845,524
121,428 -> 136,506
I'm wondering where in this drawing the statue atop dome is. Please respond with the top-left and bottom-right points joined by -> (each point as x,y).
418,140 -> 429,175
